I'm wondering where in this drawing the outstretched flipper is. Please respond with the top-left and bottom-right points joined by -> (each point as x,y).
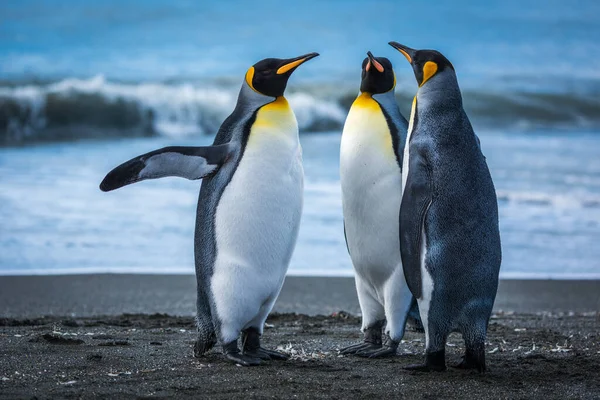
100,143 -> 233,192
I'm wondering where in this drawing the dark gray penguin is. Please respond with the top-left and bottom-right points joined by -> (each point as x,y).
389,42 -> 501,372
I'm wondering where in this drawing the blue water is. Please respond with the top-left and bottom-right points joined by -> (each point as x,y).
2,0 -> 600,145
1,131 -> 600,278
1,0 -> 600,277
2,0 -> 600,88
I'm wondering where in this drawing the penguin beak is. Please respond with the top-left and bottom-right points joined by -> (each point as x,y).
276,52 -> 320,75
366,51 -> 385,73
388,42 -> 416,64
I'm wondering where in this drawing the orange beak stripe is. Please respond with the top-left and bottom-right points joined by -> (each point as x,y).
398,48 -> 412,63
276,58 -> 307,75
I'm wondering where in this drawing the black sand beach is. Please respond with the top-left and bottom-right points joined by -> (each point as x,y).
1,275 -> 599,317
1,276 -> 599,399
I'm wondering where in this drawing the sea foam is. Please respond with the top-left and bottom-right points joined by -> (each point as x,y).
1,75 -> 599,145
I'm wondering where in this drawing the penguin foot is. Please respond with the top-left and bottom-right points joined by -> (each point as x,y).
404,363 -> 434,372
222,340 -> 261,367
245,347 -> 290,361
339,342 -> 381,355
355,346 -> 396,358
404,362 -> 447,372
224,352 -> 262,366
356,334 -> 398,358
339,321 -> 384,355
404,350 -> 447,372
241,327 -> 289,361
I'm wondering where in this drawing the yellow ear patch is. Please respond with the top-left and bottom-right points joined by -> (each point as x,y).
420,61 -> 438,86
245,66 -> 258,92
277,58 -> 306,75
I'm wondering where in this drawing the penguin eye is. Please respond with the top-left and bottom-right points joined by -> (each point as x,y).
260,69 -> 272,76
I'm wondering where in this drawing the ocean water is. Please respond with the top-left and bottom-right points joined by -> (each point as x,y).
1,131 -> 600,278
1,0 -> 600,144
1,0 -> 599,277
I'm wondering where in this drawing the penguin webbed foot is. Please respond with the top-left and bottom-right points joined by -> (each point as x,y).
340,342 -> 381,355
246,347 -> 289,361
222,340 -> 261,366
404,349 -> 447,372
356,334 -> 398,358
404,363 -> 434,372
339,320 -> 384,355
241,327 -> 289,361
355,345 -> 396,358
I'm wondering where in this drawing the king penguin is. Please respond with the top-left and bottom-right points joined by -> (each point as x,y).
339,52 -> 419,358
389,41 -> 501,372
100,52 -> 319,366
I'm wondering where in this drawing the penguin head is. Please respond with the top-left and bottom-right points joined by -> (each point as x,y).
388,42 -> 454,88
245,53 -> 319,97
360,52 -> 395,94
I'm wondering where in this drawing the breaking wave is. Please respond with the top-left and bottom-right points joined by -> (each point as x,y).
496,191 -> 600,209
1,75 -> 599,146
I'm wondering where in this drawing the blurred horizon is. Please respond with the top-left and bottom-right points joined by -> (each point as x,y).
1,0 -> 600,145
3,0 -> 598,82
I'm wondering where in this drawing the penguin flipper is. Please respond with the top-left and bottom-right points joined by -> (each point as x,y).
475,134 -> 486,160
100,144 -> 233,192
400,150 -> 432,299
343,220 -> 350,255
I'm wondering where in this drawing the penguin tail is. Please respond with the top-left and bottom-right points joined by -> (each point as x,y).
460,332 -> 486,373
193,315 -> 217,357
456,318 -> 488,373
193,335 -> 217,357
407,297 -> 424,332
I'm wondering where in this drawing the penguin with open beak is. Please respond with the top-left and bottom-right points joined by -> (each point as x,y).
339,51 -> 420,358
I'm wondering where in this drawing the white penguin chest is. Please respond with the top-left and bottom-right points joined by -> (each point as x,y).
214,98 -> 303,278
340,94 -> 402,274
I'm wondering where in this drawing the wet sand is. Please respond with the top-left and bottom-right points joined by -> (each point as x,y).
0,275 -> 599,317
0,276 -> 599,399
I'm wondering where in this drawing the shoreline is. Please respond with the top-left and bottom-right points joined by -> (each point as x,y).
3,269 -> 600,280
1,275 -> 598,318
